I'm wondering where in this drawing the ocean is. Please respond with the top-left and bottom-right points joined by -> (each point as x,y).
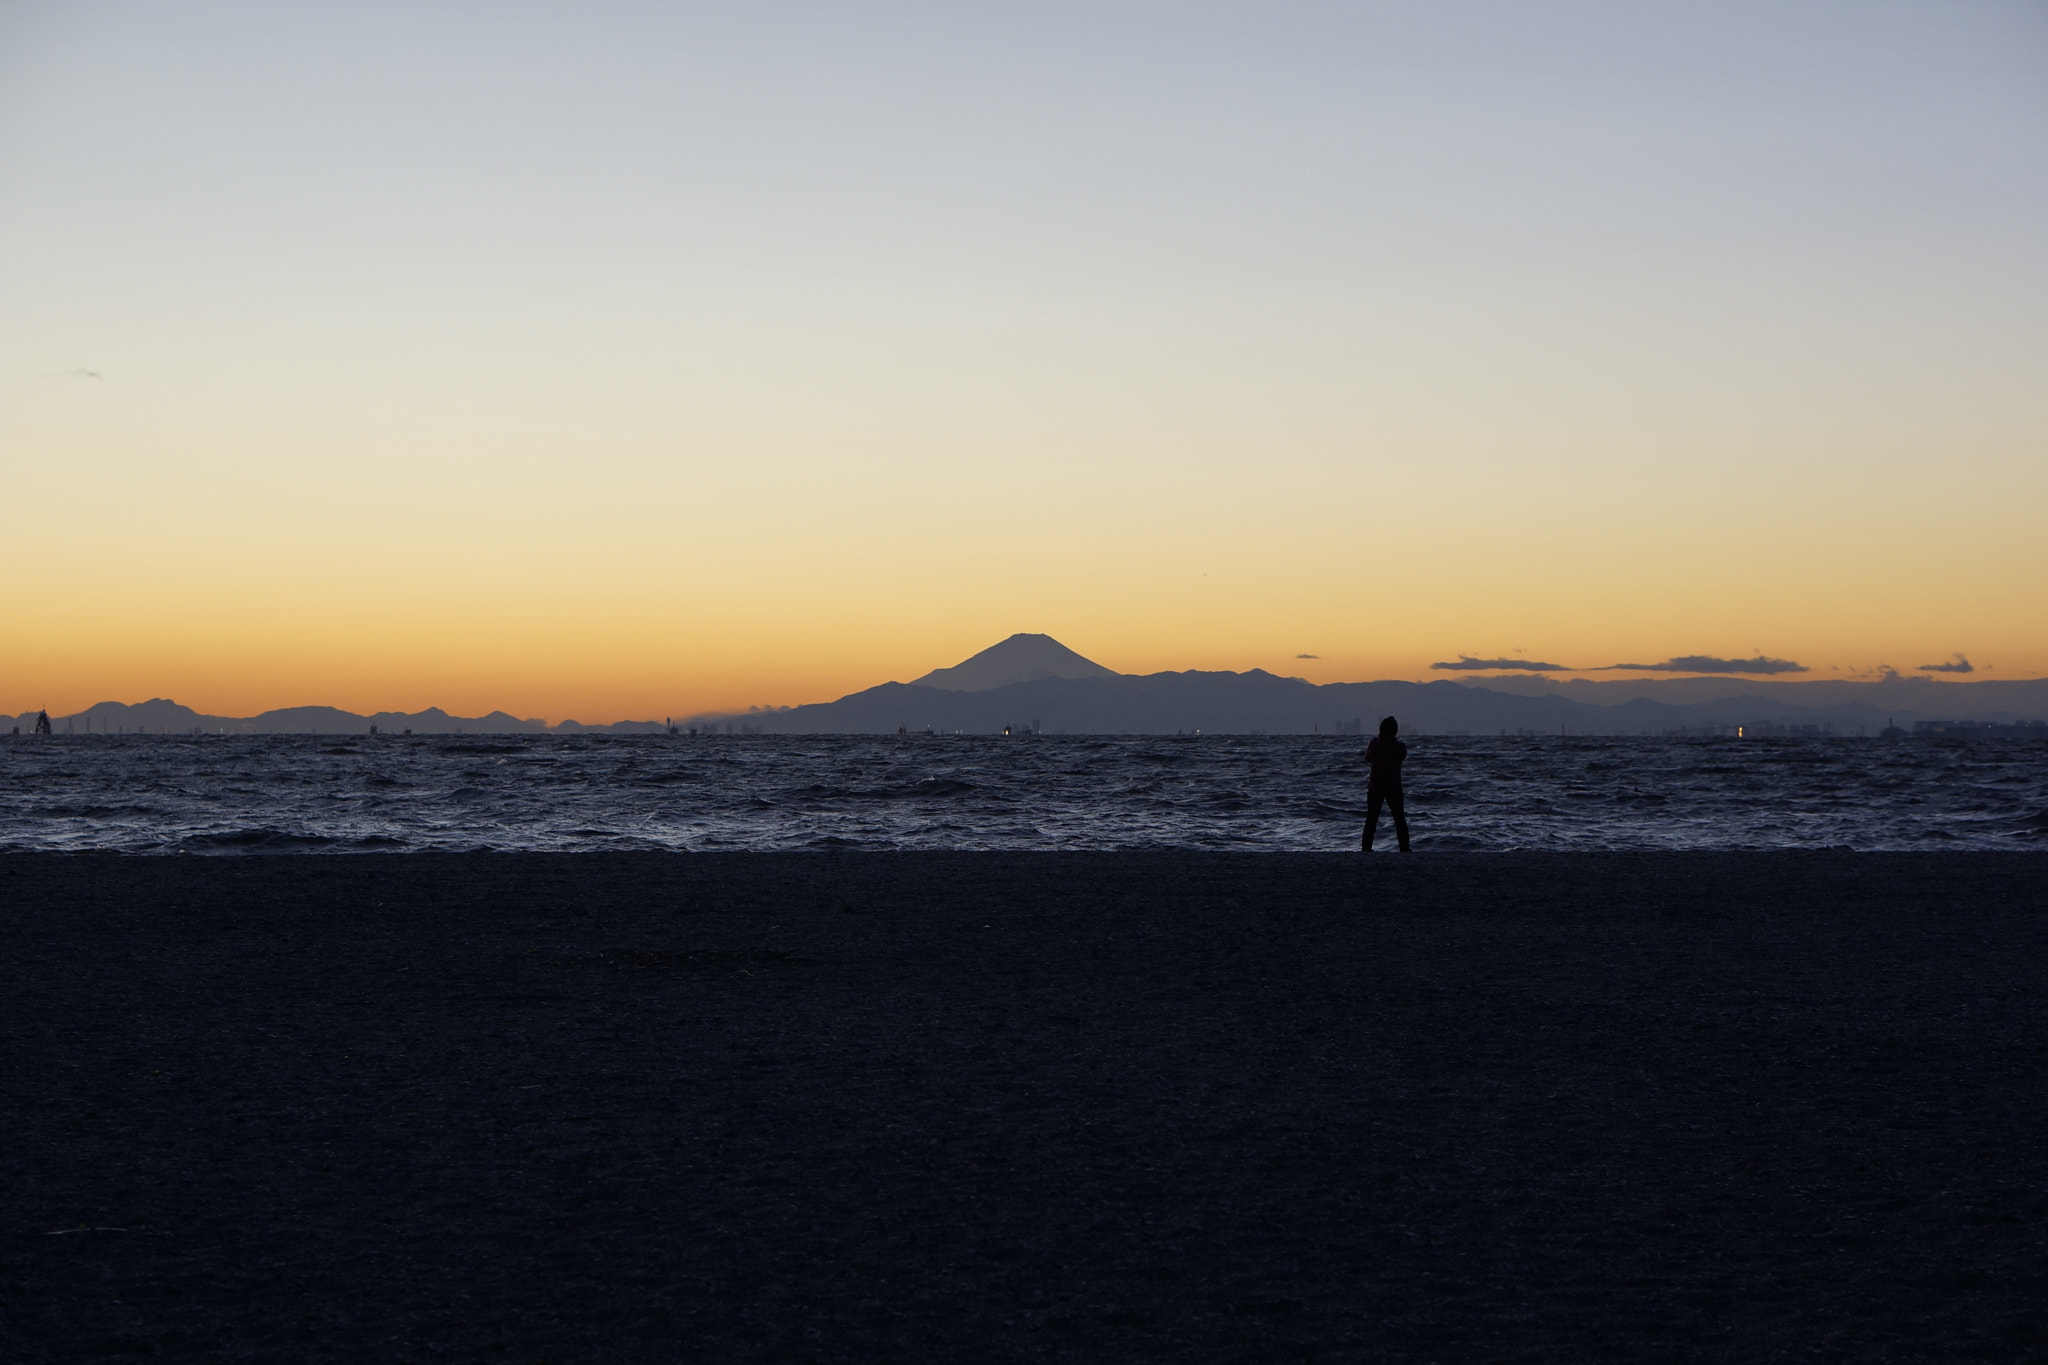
5,732 -> 2046,853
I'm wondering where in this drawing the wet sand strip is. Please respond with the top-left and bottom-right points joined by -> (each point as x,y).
2,851 -> 2044,1361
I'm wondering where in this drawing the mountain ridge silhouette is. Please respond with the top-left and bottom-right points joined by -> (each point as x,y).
13,636 -> 2046,736
909,633 -> 1121,691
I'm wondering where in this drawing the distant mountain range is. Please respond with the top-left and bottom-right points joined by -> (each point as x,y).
690,635 -> 2048,738
10,698 -> 666,737
14,634 -> 2047,737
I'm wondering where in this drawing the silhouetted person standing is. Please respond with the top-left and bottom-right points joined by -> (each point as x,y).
1362,716 -> 1410,852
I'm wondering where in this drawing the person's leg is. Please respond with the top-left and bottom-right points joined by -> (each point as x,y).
1363,790 -> 1384,851
1389,790 -> 1410,851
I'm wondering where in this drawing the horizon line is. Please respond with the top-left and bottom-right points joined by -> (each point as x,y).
12,668 -> 2030,733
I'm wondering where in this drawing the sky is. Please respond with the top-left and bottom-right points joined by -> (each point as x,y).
3,1 -> 2044,721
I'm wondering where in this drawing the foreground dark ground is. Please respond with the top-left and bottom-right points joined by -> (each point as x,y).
2,853 -> 2044,1362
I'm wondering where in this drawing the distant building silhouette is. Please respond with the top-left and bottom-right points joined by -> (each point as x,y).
1914,720 -> 2048,738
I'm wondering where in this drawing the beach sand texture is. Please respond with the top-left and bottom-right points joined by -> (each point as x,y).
3,852 -> 2044,1361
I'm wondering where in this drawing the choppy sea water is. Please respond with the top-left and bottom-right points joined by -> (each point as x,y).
4,733 -> 2046,853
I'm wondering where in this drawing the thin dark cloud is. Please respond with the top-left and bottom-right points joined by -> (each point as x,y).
1296,653 -> 1319,659
1431,655 -> 1569,672
1918,654 -> 1974,674
1601,655 -> 1808,675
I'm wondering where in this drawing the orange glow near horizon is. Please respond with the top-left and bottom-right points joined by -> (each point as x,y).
5,349 -> 2046,720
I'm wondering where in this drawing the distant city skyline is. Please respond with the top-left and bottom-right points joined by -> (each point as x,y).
4,2 -> 2043,719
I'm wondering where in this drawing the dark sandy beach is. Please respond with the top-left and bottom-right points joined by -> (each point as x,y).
3,852 -> 2044,1362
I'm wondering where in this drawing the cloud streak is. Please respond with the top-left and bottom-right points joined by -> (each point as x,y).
1431,656 -> 1569,672
1600,655 -> 1808,675
1918,654 -> 1974,674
